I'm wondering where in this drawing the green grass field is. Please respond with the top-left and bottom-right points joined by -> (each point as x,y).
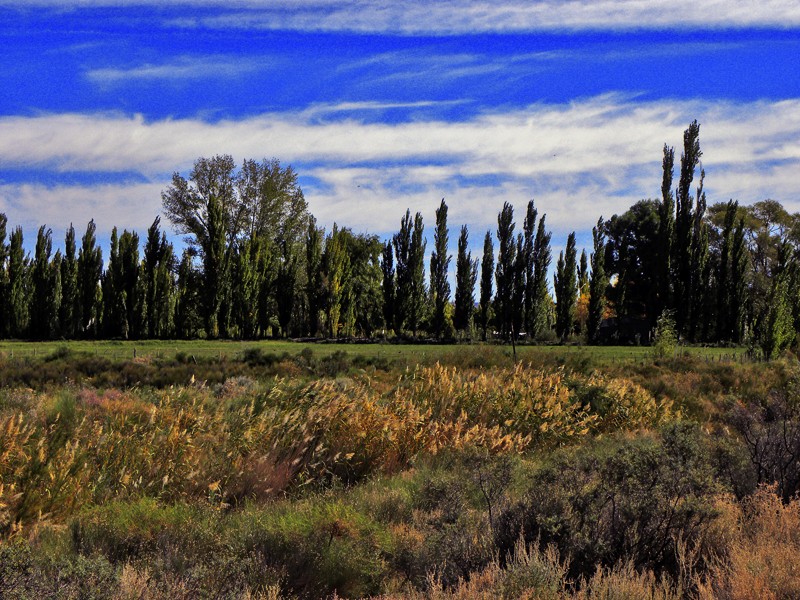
0,338 -> 750,366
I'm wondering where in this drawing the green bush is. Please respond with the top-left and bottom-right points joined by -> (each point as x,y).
496,423 -> 723,581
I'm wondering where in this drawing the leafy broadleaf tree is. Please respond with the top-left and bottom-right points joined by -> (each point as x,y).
453,225 -> 478,335
175,249 -> 202,339
430,199 -> 451,337
162,155 -> 236,338
478,231 -> 494,341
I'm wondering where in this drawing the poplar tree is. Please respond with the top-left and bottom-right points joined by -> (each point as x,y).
453,225 -> 478,334
175,250 -> 201,339
305,216 -> 324,336
7,227 -> 28,338
325,224 -> 349,338
381,240 -> 396,332
430,199 -> 451,337
393,210 -> 413,332
716,201 -> 737,341
101,228 -> 126,338
674,121 -> 702,334
275,241 -> 299,337
478,231 -> 494,341
555,232 -> 578,341
588,218 -> 607,344
494,202 -> 516,341
30,226 -> 57,339
688,172 -> 710,341
657,144 -> 675,317
408,212 -> 426,336
522,200 -> 538,337
232,239 -> 261,338
0,214 -> 7,338
578,250 -> 589,296
762,242 -> 793,360
59,225 -> 79,338
77,220 -> 103,337
530,215 -> 552,338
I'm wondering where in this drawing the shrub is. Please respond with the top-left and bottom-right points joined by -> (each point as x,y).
495,423 -> 724,581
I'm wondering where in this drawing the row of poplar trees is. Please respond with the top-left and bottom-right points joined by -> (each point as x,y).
1,122 -> 799,355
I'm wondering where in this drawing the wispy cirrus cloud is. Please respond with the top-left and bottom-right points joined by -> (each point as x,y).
1,96 -> 799,243
4,1 -> 800,33
85,55 -> 264,84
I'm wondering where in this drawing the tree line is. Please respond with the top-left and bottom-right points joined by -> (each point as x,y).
1,122 -> 799,357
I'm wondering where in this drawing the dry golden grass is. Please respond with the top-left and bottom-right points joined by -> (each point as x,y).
696,485 -> 800,600
0,363 -> 674,535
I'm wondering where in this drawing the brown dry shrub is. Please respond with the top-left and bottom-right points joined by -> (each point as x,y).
697,485 -> 800,600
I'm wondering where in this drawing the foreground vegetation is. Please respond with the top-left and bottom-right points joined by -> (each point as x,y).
1,344 -> 799,598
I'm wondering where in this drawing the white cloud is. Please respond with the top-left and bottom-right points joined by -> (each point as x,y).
4,1 -> 800,32
85,56 -> 263,84
0,182 -> 165,234
1,96 -> 800,251
8,0 -> 799,33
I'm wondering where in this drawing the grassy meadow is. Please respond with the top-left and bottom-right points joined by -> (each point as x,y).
1,341 -> 797,599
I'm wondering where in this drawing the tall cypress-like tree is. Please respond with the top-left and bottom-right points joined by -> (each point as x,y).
0,214 -> 7,338
305,216 -> 324,336
522,200 -> 538,337
730,217 -> 749,343
59,225 -> 79,339
588,218 -> 607,344
531,215 -> 552,338
578,250 -> 589,296
119,230 -> 141,338
554,232 -> 578,341
511,234 -> 526,342
688,174 -> 710,341
716,201 -> 737,341
478,231 -> 494,341
101,227 -> 124,338
30,226 -> 56,339
7,227 -> 28,338
275,240 -> 299,337
430,199 -> 451,337
381,240 -> 395,332
494,202 -> 516,341
175,249 -> 201,339
406,212 -> 427,336
453,225 -> 478,335
232,239 -> 261,339
325,224 -> 349,338
762,242 -> 793,360
77,220 -> 103,337
674,121 -> 702,334
393,210 -> 413,332
657,144 -> 675,318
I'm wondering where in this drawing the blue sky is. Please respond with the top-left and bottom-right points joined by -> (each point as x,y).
1,0 -> 800,260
